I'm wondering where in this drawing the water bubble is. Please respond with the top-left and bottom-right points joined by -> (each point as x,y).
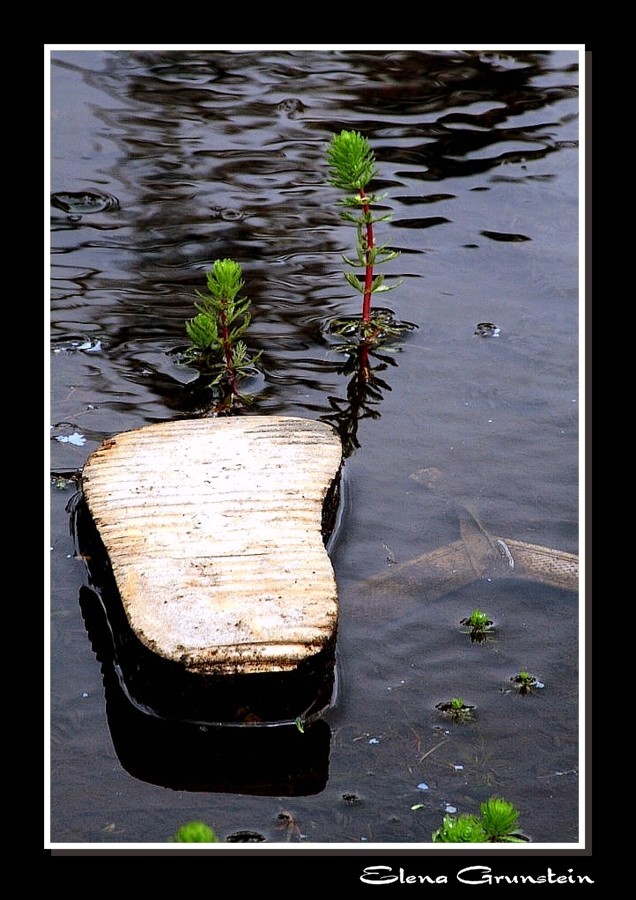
276,98 -> 305,117
474,322 -> 500,337
51,190 -> 120,215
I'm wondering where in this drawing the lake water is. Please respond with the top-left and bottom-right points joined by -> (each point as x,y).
47,46 -> 582,849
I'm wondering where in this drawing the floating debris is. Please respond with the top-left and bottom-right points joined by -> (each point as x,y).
54,432 -> 86,446
53,339 -> 103,354
496,539 -> 515,568
77,339 -> 102,353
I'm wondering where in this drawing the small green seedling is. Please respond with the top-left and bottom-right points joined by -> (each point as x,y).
326,130 -> 408,346
184,258 -> 261,407
436,697 -> 475,723
460,608 -> 494,643
432,796 -> 528,843
511,670 -> 541,696
169,821 -> 219,843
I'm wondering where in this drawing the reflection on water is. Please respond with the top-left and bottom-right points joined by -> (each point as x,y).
49,48 -> 580,845
321,342 -> 398,459
50,48 -> 578,426
78,584 -> 332,796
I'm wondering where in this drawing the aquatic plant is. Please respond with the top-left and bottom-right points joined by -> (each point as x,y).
169,821 -> 219,843
460,608 -> 494,643
479,796 -> 526,842
432,796 -> 527,843
432,812 -> 487,843
510,670 -> 541,695
436,697 -> 475,723
184,258 -> 261,405
326,130 -> 404,345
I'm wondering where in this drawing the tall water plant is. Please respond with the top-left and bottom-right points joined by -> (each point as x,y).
326,130 -> 403,344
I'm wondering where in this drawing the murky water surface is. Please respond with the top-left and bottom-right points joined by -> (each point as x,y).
48,48 -> 580,846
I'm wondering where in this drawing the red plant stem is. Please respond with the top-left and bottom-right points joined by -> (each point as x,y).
219,303 -> 238,394
359,187 -> 374,323
358,339 -> 370,377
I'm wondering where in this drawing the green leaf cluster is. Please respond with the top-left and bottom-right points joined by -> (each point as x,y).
184,258 -> 261,378
326,130 -> 378,191
432,797 -> 526,843
432,813 -> 487,843
466,609 -> 490,630
169,821 -> 219,843
479,796 -> 522,841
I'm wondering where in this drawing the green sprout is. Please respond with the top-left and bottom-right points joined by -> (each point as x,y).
460,608 -> 494,643
436,697 -> 475,723
465,609 -> 490,630
326,130 -> 405,345
184,258 -> 261,407
511,670 -> 541,695
432,797 -> 528,843
169,821 -> 219,843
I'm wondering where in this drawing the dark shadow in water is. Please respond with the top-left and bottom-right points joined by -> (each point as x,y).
320,341 -> 397,459
73,501 -> 333,796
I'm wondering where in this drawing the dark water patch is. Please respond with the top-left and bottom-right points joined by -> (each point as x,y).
398,193 -> 457,205
480,229 -> 532,242
393,216 -> 451,230
491,172 -> 556,183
